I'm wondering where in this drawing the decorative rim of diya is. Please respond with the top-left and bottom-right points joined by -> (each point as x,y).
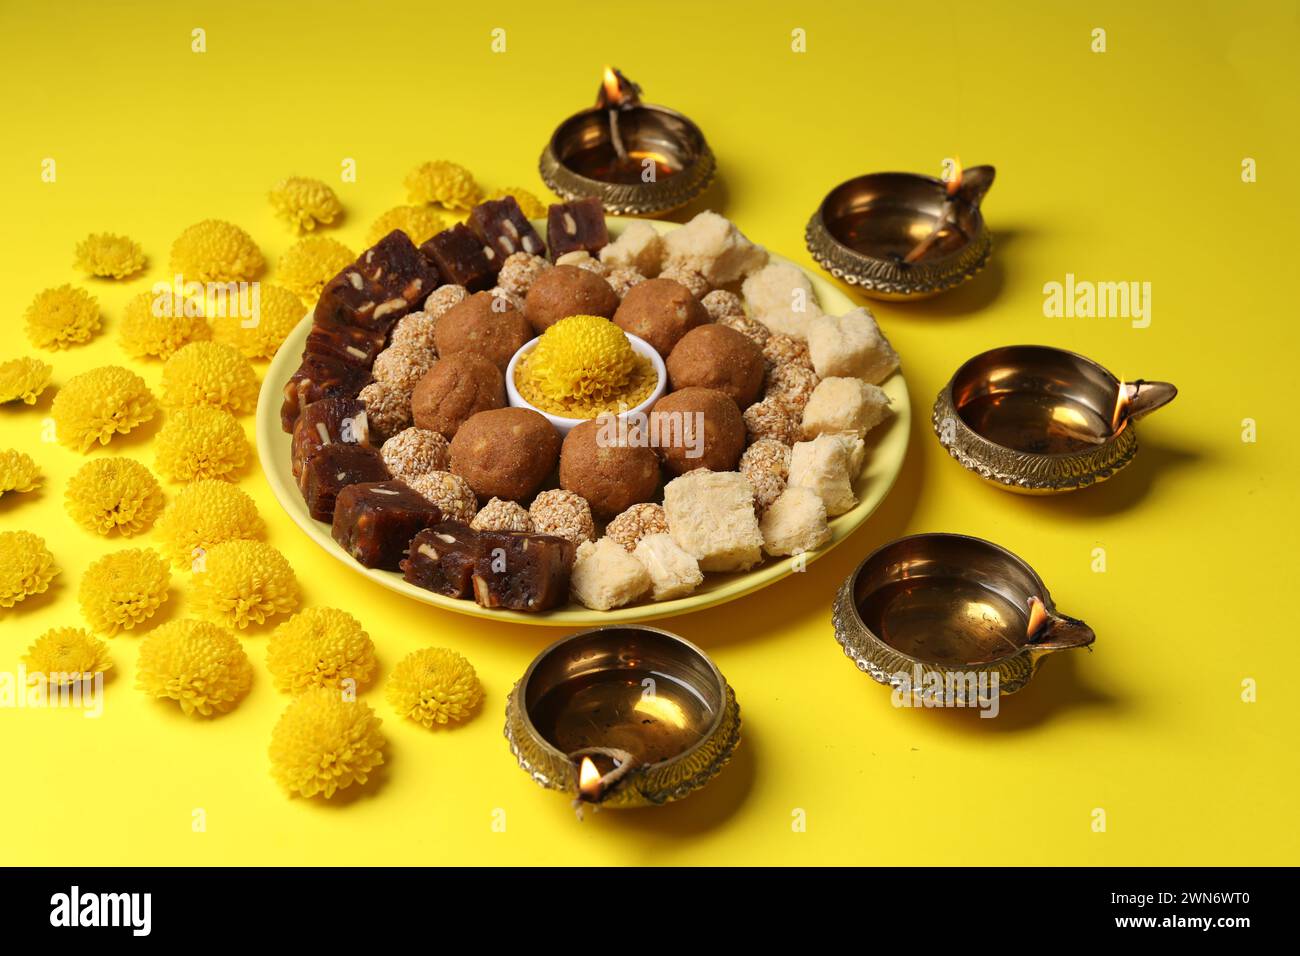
503,625 -> 742,808
932,344 -> 1178,495
539,68 -> 716,217
805,167 -> 995,299
832,533 -> 1096,697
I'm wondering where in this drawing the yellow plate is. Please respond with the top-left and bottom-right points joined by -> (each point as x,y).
255,218 -> 910,625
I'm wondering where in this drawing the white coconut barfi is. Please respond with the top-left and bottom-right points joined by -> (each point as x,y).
663,470 -> 764,572
801,377 -> 891,439
805,307 -> 900,383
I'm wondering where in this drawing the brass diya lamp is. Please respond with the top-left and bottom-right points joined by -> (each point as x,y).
833,533 -> 1095,696
539,67 -> 716,217
805,162 -> 995,299
504,625 -> 741,809
932,345 -> 1178,494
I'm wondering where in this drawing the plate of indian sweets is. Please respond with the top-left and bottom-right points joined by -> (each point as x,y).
257,196 -> 910,625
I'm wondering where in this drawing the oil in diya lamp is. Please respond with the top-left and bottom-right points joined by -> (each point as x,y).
504,626 -> 741,810
805,160 -> 996,299
539,67 -> 716,217
832,533 -> 1095,697
932,345 -> 1178,494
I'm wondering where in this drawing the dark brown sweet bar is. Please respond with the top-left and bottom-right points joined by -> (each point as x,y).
291,397 -> 370,480
281,231 -> 436,433
402,522 -> 482,599
420,224 -> 496,290
305,316 -> 389,367
470,530 -> 575,612
314,230 -> 438,333
546,197 -> 608,261
332,480 -> 443,571
468,196 -> 546,263
280,353 -> 373,433
299,443 -> 389,522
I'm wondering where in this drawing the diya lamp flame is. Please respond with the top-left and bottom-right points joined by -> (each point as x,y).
1026,596 -> 1051,638
1111,383 -> 1133,433
945,157 -> 964,197
578,756 -> 602,801
597,65 -> 641,109
570,746 -> 637,811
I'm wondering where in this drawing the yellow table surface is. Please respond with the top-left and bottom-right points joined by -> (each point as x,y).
1,0 -> 1296,867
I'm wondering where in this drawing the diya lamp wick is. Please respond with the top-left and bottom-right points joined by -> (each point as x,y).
599,65 -> 641,164
570,746 -> 637,817
904,160 -> 995,264
904,163 -> 967,264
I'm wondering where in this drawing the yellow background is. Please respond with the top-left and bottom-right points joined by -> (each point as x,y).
1,0 -> 1296,866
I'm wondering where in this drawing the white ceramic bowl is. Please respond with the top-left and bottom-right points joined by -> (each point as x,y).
504,330 -> 667,437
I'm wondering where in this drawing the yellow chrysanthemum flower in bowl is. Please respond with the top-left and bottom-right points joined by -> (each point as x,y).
485,186 -> 549,220
190,539 -> 298,629
0,449 -> 41,498
51,365 -> 157,452
155,479 -> 263,568
276,236 -> 354,304
136,619 -> 252,717
78,547 -> 170,635
385,646 -> 482,728
267,607 -> 378,694
154,406 -> 249,482
169,220 -> 264,283
0,531 -> 58,608
24,285 -> 101,350
515,314 -> 657,418
64,457 -> 164,536
24,628 -> 113,686
0,356 -> 53,405
118,289 -> 210,360
269,687 -> 386,798
210,283 -> 304,360
405,160 -> 482,211
366,205 -> 446,247
268,176 -> 343,234
74,232 -> 146,279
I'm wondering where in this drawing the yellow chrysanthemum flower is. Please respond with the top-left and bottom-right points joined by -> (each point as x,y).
269,687 -> 386,798
191,539 -> 297,629
366,205 -> 445,247
0,449 -> 41,498
74,232 -> 146,279
136,618 -> 252,717
64,457 -> 164,536
118,289 -> 210,360
154,479 -> 262,568
268,176 -> 343,234
24,627 -> 113,686
267,607 -> 378,694
0,531 -> 58,608
159,341 -> 259,414
405,160 -> 482,211
275,236 -> 354,304
485,186 -> 549,220
24,285 -> 101,350
210,283 -> 303,359
385,646 -> 482,728
78,547 -> 170,635
51,365 -> 157,452
154,406 -> 249,482
0,357 -> 53,405
169,220 -> 264,283
515,314 -> 655,417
